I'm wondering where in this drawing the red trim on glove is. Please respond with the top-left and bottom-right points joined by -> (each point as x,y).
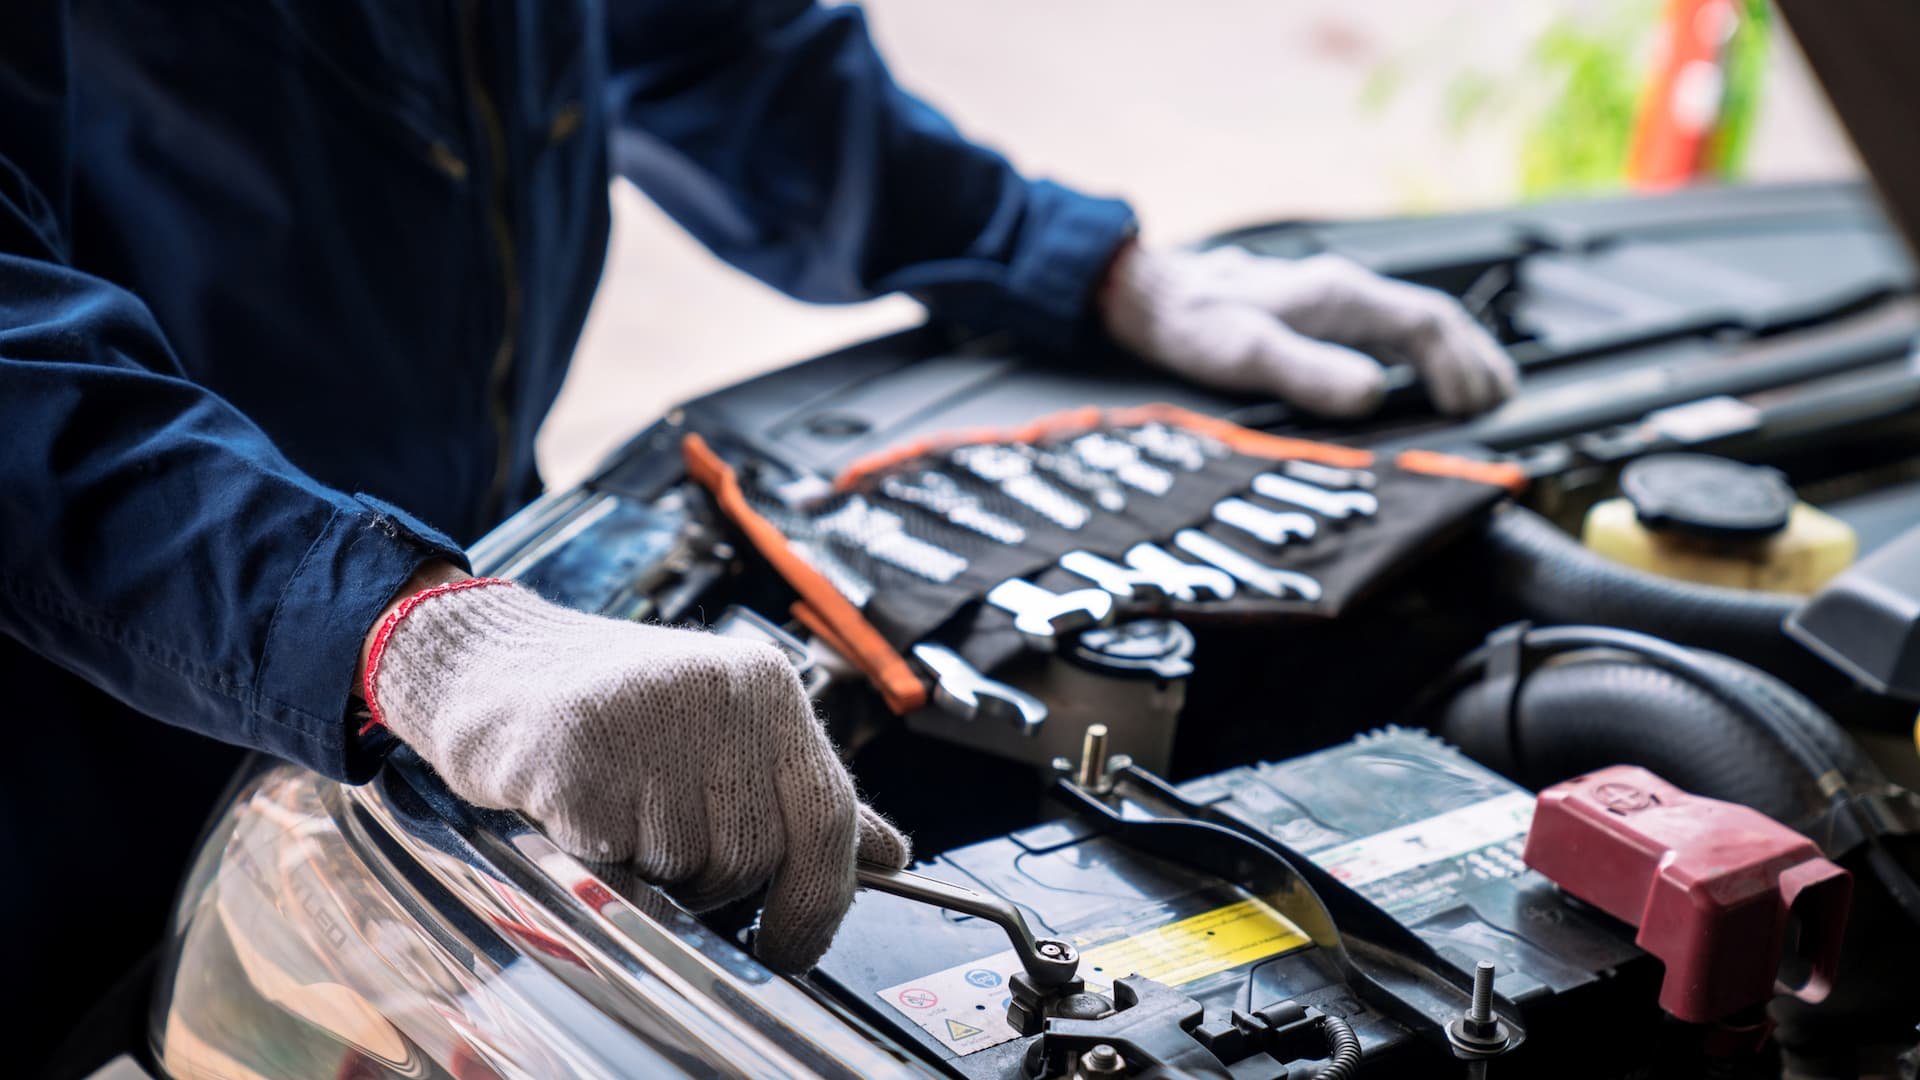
359,577 -> 514,735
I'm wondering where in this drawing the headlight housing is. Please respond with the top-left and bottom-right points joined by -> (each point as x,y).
152,752 -> 924,1078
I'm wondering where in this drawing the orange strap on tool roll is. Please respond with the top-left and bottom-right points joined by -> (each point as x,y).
792,601 -> 861,669
682,433 -> 928,714
834,401 -> 1376,491
1395,449 -> 1528,493
831,407 -> 1110,493
1107,403 -> 1376,468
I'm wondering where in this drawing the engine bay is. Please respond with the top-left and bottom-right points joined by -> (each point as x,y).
446,182 -> 1920,1079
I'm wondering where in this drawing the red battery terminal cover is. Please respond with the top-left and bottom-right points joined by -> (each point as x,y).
1523,765 -> 1851,1024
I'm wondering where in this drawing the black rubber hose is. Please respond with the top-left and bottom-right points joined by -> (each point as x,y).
1439,658 -> 1817,821
1481,504 -> 1804,669
1688,648 -> 1875,783
1438,625 -> 1881,790
1436,625 -> 1920,927
1311,1015 -> 1363,1080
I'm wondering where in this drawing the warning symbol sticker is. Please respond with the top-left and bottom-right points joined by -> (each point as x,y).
877,895 -> 1309,1057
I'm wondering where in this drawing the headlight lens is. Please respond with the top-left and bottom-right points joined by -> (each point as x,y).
152,759 -> 921,1078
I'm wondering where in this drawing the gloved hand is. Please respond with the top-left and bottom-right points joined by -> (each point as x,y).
1100,243 -> 1517,417
362,576 -> 908,972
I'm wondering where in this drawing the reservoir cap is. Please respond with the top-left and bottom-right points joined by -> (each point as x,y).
1622,453 -> 1795,539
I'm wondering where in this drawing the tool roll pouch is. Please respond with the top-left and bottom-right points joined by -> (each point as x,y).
683,404 -> 1523,713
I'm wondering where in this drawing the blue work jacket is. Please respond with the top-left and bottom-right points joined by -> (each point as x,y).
0,2 -> 1135,781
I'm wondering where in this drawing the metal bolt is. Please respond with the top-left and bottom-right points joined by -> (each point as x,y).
1447,958 -> 1511,1059
1469,960 -> 1495,1025
1079,1043 -> 1124,1075
1077,724 -> 1110,790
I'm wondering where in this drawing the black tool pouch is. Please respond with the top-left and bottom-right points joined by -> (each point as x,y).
688,404 -> 1522,705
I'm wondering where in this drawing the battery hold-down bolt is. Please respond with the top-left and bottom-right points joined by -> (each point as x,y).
1073,1043 -> 1125,1077
1060,723 -> 1130,795
1448,961 -> 1512,1069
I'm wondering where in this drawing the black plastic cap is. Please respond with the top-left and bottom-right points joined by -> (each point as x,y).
1622,454 -> 1796,539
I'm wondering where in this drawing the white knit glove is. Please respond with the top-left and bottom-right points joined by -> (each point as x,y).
363,580 -> 909,972
1101,244 -> 1518,417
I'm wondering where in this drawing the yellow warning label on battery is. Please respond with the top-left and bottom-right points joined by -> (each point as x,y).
1080,898 -> 1309,987
878,895 -> 1312,1057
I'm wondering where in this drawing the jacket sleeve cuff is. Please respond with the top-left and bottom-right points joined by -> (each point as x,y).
255,494 -> 469,783
902,181 -> 1137,356
1003,181 -> 1138,353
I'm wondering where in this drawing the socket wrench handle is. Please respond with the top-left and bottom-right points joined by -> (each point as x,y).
855,861 -> 1080,988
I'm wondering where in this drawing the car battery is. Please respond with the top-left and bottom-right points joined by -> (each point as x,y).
814,729 -> 1655,1078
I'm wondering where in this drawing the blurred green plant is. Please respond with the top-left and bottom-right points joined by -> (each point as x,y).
1359,0 -> 1772,201
1518,2 -> 1655,196
1706,0 -> 1772,176
1521,0 -> 1770,195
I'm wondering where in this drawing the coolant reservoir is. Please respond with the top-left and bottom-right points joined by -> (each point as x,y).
1582,453 -> 1856,594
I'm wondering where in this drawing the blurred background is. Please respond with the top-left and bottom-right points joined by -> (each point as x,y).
538,0 -> 1862,489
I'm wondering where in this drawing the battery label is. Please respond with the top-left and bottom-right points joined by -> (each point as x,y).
877,897 -> 1309,1057
1309,791 -> 1535,890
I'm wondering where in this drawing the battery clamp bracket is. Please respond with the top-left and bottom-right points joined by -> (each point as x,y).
1023,977 -> 1346,1080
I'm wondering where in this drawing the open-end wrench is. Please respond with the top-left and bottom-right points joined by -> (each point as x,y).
1059,550 -> 1174,603
986,578 -> 1116,649
1173,529 -> 1323,601
757,499 -> 878,606
1069,432 -> 1174,495
792,538 -> 875,608
1252,472 -> 1380,520
814,496 -> 970,582
1123,543 -> 1238,601
1280,459 -> 1377,491
1212,497 -> 1318,546
1013,444 -> 1127,513
910,643 -> 1048,734
879,470 -> 1027,545
951,445 -> 1092,529
1122,422 -> 1225,472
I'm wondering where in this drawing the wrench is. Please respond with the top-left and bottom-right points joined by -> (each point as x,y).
1212,497 -> 1318,546
951,445 -> 1092,529
1069,432 -> 1174,495
756,499 -> 877,606
1122,422 -> 1224,472
1173,529 -> 1323,601
814,495 -> 969,582
1280,459 -> 1377,492
1059,550 -> 1174,603
1123,543 -> 1238,601
1015,443 -> 1127,513
880,470 -> 1027,545
855,862 -> 1079,988
1252,473 -> 1380,520
986,578 -> 1115,649
910,643 -> 1047,734
792,538 -> 875,608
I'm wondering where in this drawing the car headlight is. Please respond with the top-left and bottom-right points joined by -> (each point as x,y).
151,753 -> 925,1078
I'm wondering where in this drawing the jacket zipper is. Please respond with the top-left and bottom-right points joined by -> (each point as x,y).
459,0 -> 522,524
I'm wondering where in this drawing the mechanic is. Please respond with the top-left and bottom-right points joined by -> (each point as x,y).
1,3 -> 1515,1068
